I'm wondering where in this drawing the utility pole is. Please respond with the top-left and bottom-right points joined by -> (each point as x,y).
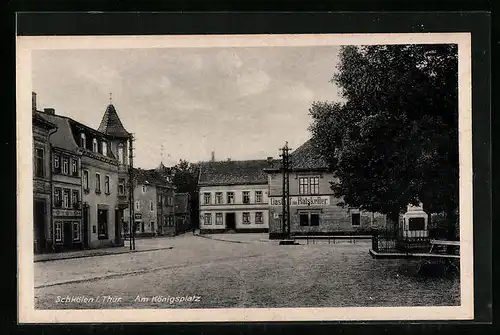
128,133 -> 135,250
279,141 -> 292,239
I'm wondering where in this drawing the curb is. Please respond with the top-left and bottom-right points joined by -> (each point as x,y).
34,246 -> 174,263
196,235 -> 244,244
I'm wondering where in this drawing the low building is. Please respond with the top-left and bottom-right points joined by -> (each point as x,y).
174,192 -> 191,234
198,159 -> 270,233
32,93 -> 58,253
123,167 -> 175,237
264,139 -> 386,239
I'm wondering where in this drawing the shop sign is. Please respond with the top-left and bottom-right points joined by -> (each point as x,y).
269,196 -> 330,206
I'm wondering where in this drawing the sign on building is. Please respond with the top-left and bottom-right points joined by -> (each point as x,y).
269,196 -> 330,207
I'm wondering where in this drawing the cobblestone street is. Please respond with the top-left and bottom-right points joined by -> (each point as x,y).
35,234 -> 460,309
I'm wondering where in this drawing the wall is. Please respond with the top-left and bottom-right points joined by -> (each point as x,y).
157,186 -> 175,236
81,155 -> 119,248
123,182 -> 157,236
199,184 -> 269,232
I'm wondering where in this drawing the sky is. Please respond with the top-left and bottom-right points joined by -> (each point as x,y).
32,46 -> 343,169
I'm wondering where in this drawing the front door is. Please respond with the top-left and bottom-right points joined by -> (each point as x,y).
63,221 -> 73,249
33,200 -> 46,253
226,213 -> 236,230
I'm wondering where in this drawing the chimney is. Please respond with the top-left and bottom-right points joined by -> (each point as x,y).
267,156 -> 274,167
44,108 -> 55,115
32,92 -> 37,114
210,150 -> 215,162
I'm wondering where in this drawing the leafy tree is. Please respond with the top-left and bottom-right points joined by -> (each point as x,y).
309,44 -> 458,239
171,160 -> 200,228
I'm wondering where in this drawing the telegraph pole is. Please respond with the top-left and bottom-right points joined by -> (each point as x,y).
128,133 -> 135,250
279,141 -> 292,239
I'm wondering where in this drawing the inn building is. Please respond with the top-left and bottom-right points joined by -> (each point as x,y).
198,159 -> 270,233
264,139 -> 387,239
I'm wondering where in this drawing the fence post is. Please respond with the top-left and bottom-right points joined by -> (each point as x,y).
372,230 -> 378,252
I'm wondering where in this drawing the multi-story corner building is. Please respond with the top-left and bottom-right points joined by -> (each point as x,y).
37,95 -> 129,250
264,139 -> 387,239
32,93 -> 57,254
123,167 -> 175,237
174,192 -> 191,234
198,159 -> 270,233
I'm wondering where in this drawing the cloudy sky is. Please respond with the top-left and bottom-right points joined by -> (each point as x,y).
32,46 -> 343,169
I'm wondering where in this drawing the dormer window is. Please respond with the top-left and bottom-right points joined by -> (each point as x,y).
102,142 -> 108,156
80,133 -> 86,148
92,138 -> 98,152
118,143 -> 125,164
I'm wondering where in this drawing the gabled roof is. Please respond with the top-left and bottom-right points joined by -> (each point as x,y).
33,112 -> 57,130
290,139 -> 329,170
134,168 -> 173,188
37,112 -> 79,152
97,104 -> 129,138
174,193 -> 190,214
198,159 -> 269,186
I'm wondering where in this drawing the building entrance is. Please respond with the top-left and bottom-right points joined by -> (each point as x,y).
226,213 -> 236,230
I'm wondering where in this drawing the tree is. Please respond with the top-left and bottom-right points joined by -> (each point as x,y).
309,44 -> 458,239
171,159 -> 200,228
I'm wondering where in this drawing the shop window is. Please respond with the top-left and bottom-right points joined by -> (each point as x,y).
310,213 -> 320,226
255,212 -> 263,224
299,177 -> 308,195
351,213 -> 361,226
310,177 -> 319,195
204,213 -> 212,225
227,192 -> 234,204
243,191 -> 250,204
216,213 -> 223,225
242,212 -> 251,224
97,208 -> 109,239
215,192 -> 223,204
204,193 -> 211,205
299,213 -> 309,226
73,221 -> 80,241
55,221 -> 63,242
255,191 -> 263,203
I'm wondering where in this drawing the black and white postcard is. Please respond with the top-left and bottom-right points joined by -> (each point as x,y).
17,32 -> 473,323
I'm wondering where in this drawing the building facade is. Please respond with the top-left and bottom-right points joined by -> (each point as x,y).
37,96 -> 129,250
123,168 -> 175,237
265,140 -> 387,239
174,192 -> 191,234
198,160 -> 270,233
32,93 -> 58,253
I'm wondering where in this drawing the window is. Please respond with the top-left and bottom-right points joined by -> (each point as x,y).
80,133 -> 86,148
97,209 -> 108,238
73,222 -> 80,241
310,177 -> 319,195
255,212 -> 263,224
63,189 -> 70,208
135,201 -> 140,211
299,177 -> 308,195
62,157 -> 69,174
204,193 -> 211,205
242,212 -> 251,224
34,148 -> 44,177
54,155 -> 60,171
167,197 -> 172,206
102,142 -> 107,156
83,170 -> 89,190
150,200 -> 154,211
215,192 -> 223,204
255,191 -> 263,203
216,213 -> 223,225
351,213 -> 360,226
54,188 -> 62,208
409,217 -> 425,230
105,176 -> 110,194
118,178 -> 125,195
71,190 -> 79,208
227,192 -> 234,204
142,185 -> 147,193
95,173 -> 101,193
118,143 -> 124,164
71,159 -> 77,176
92,138 -> 98,152
300,212 -> 321,226
243,191 -> 250,204
55,222 -> 62,242
204,213 -> 212,225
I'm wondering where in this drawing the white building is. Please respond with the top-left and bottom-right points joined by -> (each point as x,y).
198,159 -> 270,233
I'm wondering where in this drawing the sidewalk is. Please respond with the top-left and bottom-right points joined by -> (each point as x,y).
34,243 -> 173,263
